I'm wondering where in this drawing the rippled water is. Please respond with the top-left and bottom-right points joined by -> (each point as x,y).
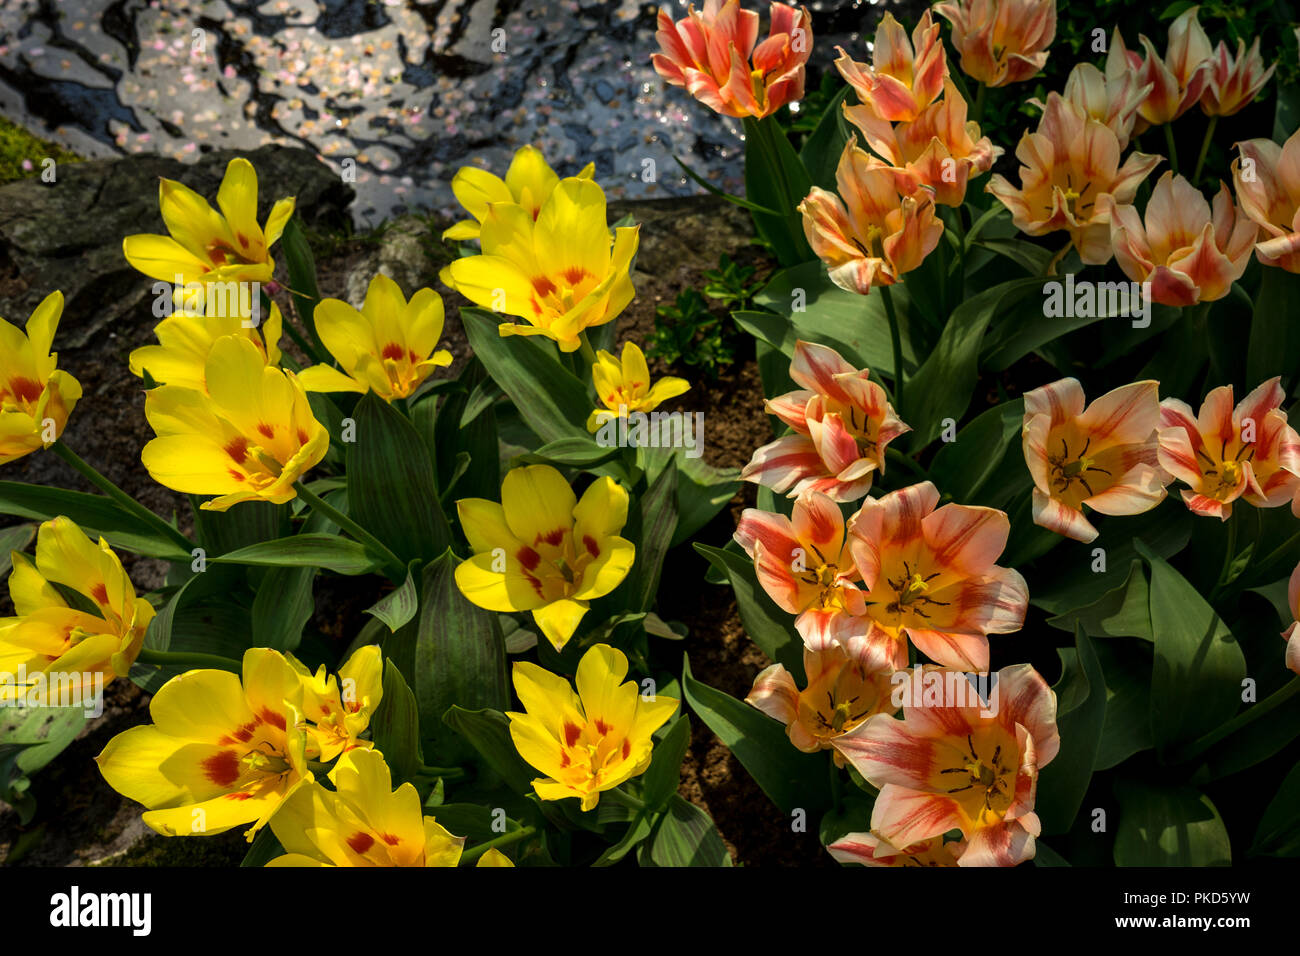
0,0 -> 903,222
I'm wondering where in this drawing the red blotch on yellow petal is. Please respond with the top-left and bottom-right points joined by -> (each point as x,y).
8,377 -> 42,403
90,583 -> 109,605
224,437 -> 250,461
518,546 -> 540,571
348,832 -> 375,854
256,422 -> 275,440
563,722 -> 582,747
381,342 -> 404,360
202,750 -> 240,787
583,535 -> 599,556
260,708 -> 287,731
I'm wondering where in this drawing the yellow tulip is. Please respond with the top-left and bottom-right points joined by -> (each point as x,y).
266,749 -> 512,866
506,644 -> 678,811
444,144 -> 593,242
141,335 -> 328,511
287,644 -> 383,761
586,341 -> 690,432
0,291 -> 81,465
455,465 -> 635,650
96,648 -> 314,840
446,177 -> 639,353
296,274 -> 452,400
0,517 -> 154,701
129,302 -> 283,391
122,157 -> 295,288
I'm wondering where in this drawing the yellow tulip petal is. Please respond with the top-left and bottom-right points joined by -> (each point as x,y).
501,465 -> 578,549
532,598 -> 588,650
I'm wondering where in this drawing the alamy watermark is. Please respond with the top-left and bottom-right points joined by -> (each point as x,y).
1043,273 -> 1152,329
890,668 -> 1000,719
152,275 -> 262,327
592,406 -> 705,459
1,666 -> 105,718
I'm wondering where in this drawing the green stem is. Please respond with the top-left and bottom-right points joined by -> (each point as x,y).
885,446 -> 928,481
1163,123 -> 1180,176
50,441 -> 194,553
1214,511 -> 1239,590
417,764 -> 468,782
459,825 -> 537,865
878,285 -> 904,414
829,752 -> 843,813
1173,678 -> 1300,763
137,646 -> 242,673
291,481 -> 405,580
1193,115 -> 1218,185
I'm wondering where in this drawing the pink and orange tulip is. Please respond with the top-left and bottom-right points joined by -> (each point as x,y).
1232,130 -> 1300,273
834,11 -> 946,123
1041,59 -> 1150,151
844,79 -> 1001,207
741,340 -> 909,502
987,94 -> 1160,264
651,0 -> 812,120
1158,378 -> 1300,520
1201,37 -> 1275,117
734,491 -> 868,648
1022,378 -> 1167,543
1104,173 -> 1257,307
934,0 -> 1056,88
829,830 -> 965,867
1111,8 -> 1213,127
846,482 -> 1028,671
799,138 -> 944,295
746,636 -> 898,763
833,663 -> 1060,867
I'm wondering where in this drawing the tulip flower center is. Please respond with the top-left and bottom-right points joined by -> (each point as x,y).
884,562 -> 946,621
2,375 -> 44,413
1047,435 -> 1113,502
1197,440 -> 1254,499
807,664 -> 879,737
851,225 -> 886,261
940,731 -> 1015,823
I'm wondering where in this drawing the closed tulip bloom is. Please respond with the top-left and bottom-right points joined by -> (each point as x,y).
833,663 -> 1060,867
0,291 -> 80,465
1112,8 -> 1213,127
834,11 -> 946,123
652,0 -> 812,120
267,749 -> 511,867
122,157 -> 295,287
0,517 -> 154,701
286,645 -> 383,762
829,830 -> 965,866
1104,173 -> 1257,306
1201,37 -> 1275,117
1232,130 -> 1300,273
847,482 -> 1027,672
734,491 -> 869,648
799,137 -> 944,295
746,635 -> 898,764
742,340 -> 909,502
454,465 -> 635,651
128,302 -> 283,391
987,94 -> 1161,264
506,644 -> 678,811
1021,378 -> 1167,543
934,0 -> 1056,88
96,648 -> 314,839
141,335 -> 329,511
296,274 -> 451,400
448,177 -> 638,353
443,144 -> 594,241
586,341 -> 690,432
844,78 -> 1001,207
1158,378 -> 1300,520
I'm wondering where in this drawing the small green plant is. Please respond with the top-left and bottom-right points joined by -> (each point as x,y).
701,253 -> 762,310
647,288 -> 736,377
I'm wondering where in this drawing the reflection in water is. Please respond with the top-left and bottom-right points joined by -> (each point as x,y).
0,0 -> 882,222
